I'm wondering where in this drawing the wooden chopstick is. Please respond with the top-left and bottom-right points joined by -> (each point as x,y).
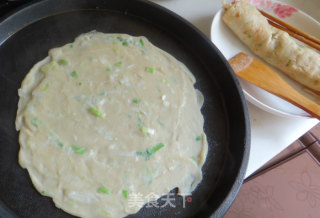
259,9 -> 320,51
267,18 -> 320,51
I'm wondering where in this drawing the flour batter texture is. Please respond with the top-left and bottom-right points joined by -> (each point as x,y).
16,32 -> 208,217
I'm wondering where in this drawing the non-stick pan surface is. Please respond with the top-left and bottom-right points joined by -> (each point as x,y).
0,0 -> 250,217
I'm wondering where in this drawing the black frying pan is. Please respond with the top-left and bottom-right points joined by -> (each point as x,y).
0,0 -> 250,217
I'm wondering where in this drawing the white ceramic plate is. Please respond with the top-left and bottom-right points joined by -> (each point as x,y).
211,0 -> 320,118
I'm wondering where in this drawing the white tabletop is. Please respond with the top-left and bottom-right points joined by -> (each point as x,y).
150,0 -> 320,177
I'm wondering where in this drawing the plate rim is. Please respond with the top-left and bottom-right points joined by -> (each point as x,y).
210,0 -> 320,119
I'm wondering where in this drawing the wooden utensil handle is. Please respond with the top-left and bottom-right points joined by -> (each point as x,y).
229,53 -> 320,119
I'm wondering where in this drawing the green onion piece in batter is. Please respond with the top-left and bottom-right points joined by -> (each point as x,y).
139,39 -> 144,47
88,107 -> 105,118
56,140 -> 64,148
98,186 -> 109,194
71,145 -> 86,155
113,47 -> 119,53
40,190 -> 50,196
58,59 -> 68,66
157,120 -> 164,126
162,79 -> 169,84
40,61 -> 59,72
122,190 -> 129,199
137,116 -> 143,128
105,67 -> 111,72
132,99 -> 141,104
191,156 -> 198,163
136,151 -> 143,156
99,91 -> 107,96
141,126 -> 147,134
149,143 -> 164,154
122,41 -> 128,46
117,36 -> 123,41
144,167 -> 153,184
42,83 -> 49,91
196,135 -> 202,141
102,210 -> 111,216
69,44 -> 74,48
71,71 -> 78,78
136,143 -> 165,160
115,61 -> 122,67
77,82 -> 82,86
145,67 -> 154,73
31,118 -> 38,127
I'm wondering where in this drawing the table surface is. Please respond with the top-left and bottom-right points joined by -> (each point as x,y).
149,0 -> 320,177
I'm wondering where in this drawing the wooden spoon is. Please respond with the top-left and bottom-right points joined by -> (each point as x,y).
229,52 -> 320,119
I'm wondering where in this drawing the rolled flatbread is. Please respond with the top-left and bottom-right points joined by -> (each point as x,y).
223,0 -> 320,91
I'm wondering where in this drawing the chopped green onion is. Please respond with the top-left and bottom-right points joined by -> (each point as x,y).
122,41 -> 128,46
148,143 -> 164,154
99,91 -> 107,96
105,67 -> 111,72
71,71 -> 78,78
145,67 -> 154,73
42,83 -> 49,91
144,167 -> 153,184
132,99 -> 141,104
157,120 -> 164,126
136,143 -> 165,160
171,78 -> 177,83
102,210 -> 111,216
31,118 -> 38,127
137,116 -> 143,127
136,151 -> 144,156
97,186 -> 109,194
88,107 -> 105,118
71,145 -> 86,155
58,59 -> 68,66
122,190 -> 129,199
196,135 -> 202,141
115,61 -> 122,67
191,156 -> 198,163
162,79 -> 169,84
117,36 -> 123,41
74,96 -> 81,102
77,82 -> 82,86
40,189 -> 51,196
113,47 -> 119,53
141,126 -> 147,134
69,44 -> 74,48
139,39 -> 144,47
40,61 -> 59,72
56,140 -> 64,148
